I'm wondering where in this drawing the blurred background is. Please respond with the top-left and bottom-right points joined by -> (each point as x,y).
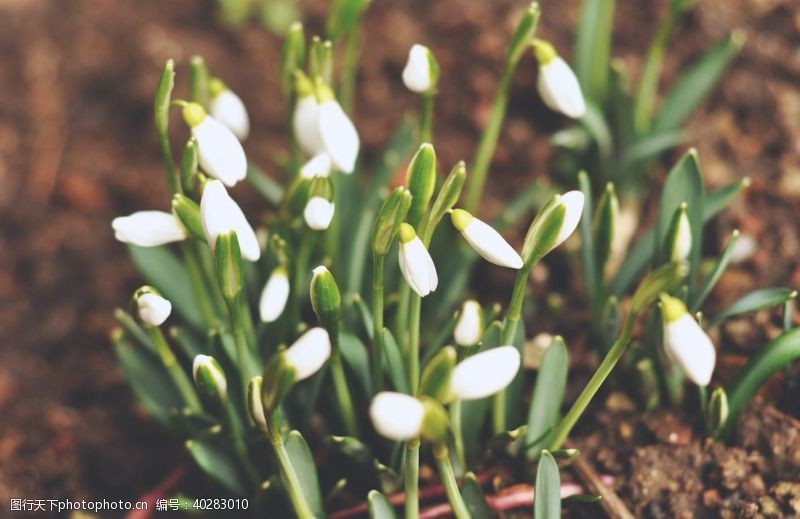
0,0 -> 798,509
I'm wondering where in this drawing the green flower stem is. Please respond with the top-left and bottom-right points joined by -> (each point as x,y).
433,443 -> 470,519
450,400 -> 466,471
404,439 -> 420,519
396,284 -> 411,349
179,242 -> 218,327
547,311 -> 638,450
330,331 -> 359,436
265,414 -> 315,519
223,401 -> 260,485
147,326 -> 202,412
156,126 -> 180,195
228,298 -> 258,396
464,63 -> 515,214
408,294 -> 422,394
290,232 -> 315,326
420,94 -> 434,143
371,254 -> 386,390
339,30 -> 361,115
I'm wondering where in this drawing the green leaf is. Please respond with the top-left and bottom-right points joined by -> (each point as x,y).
247,162 -> 284,205
461,322 -> 502,460
382,328 -> 409,394
339,332 -> 373,397
574,0 -> 615,103
534,450 -> 561,519
508,2 -> 542,65
112,332 -> 183,425
461,473 -> 493,519
722,327 -> 800,439
709,288 -> 797,328
616,130 -> 685,173
690,230 -> 740,312
114,308 -> 155,354
579,102 -> 613,163
324,435 -> 373,464
326,0 -> 370,39
128,245 -> 204,329
285,431 -> 324,517
577,172 -> 597,305
169,326 -> 204,361
503,319 -> 528,428
186,438 -> 249,496
652,31 -> 745,133
367,490 -> 396,519
526,337 -> 568,459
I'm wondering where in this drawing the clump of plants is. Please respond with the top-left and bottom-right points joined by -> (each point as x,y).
110,1 -> 799,516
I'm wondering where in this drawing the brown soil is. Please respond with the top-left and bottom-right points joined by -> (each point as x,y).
0,0 -> 798,517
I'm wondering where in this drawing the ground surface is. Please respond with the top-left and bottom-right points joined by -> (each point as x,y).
0,0 -> 798,517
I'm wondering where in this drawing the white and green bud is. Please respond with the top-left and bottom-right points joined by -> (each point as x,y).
451,209 -> 523,269
171,193 -> 204,239
182,102 -> 247,187
593,182 -> 618,271
397,223 -> 438,297
418,346 -> 457,401
285,327 -> 332,381
449,345 -> 520,401
304,176 -> 335,231
522,191 -> 584,265
200,180 -> 260,261
372,187 -> 412,256
259,266 -> 290,323
214,231 -> 244,302
453,300 -> 484,347
135,287 -> 172,326
310,266 -> 341,331
660,294 -> 716,386
192,354 -> 228,405
209,78 -> 250,141
280,22 -> 306,98
261,349 -> 296,413
370,392 -> 425,441
405,143 -> 437,226
532,40 -> 586,119
665,203 -> 692,262
112,211 -> 187,247
708,387 -> 729,437
402,44 -> 439,95
247,375 -> 268,430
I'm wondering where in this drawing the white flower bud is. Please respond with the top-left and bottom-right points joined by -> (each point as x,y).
661,295 -> 716,386
451,209 -> 523,269
300,153 -> 332,178
210,88 -> 250,141
293,95 -> 326,156
318,99 -> 360,174
200,180 -> 261,262
533,41 -> 586,119
449,345 -> 520,400
183,103 -> 247,187
112,211 -> 187,247
670,206 -> 692,262
454,300 -> 484,347
137,292 -> 172,326
402,44 -> 435,94
397,223 -> 438,297
259,267 -> 290,322
554,191 -> 585,248
285,327 -> 331,381
303,197 -> 335,230
193,354 -> 228,403
369,392 -> 425,441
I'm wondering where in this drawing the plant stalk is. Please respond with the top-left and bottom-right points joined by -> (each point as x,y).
223,401 -> 260,485
330,330 -> 359,436
404,439 -> 420,519
450,400 -> 466,471
265,415 -> 315,519
420,94 -> 434,143
147,326 -> 202,412
433,443 -> 470,519
371,254 -> 386,390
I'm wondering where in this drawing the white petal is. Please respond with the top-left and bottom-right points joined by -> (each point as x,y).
402,44 -> 432,93
200,180 -> 261,261
399,237 -> 437,297
369,392 -> 424,441
259,270 -> 290,322
138,293 -> 172,326
462,218 -> 523,269
285,327 -> 331,381
192,116 -> 247,187
554,190 -> 584,247
537,57 -> 586,119
300,153 -> 332,178
672,213 -> 692,261
318,100 -> 359,173
112,211 -> 186,247
304,197 -> 335,230
454,301 -> 483,347
293,96 -> 325,156
210,89 -> 250,141
450,345 -> 520,400
664,314 -> 716,386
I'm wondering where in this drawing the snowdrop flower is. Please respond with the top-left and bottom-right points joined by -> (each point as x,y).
112,211 -> 186,247
553,191 -> 585,247
533,40 -> 586,119
182,102 -> 247,187
285,327 -> 331,381
259,267 -> 290,322
402,44 -> 438,94
527,191 -> 585,260
370,392 -> 425,441
193,354 -> 228,403
304,197 -> 335,230
451,209 -> 523,269
209,78 -> 250,141
200,180 -> 261,262
449,345 -> 520,400
398,223 -> 438,297
454,300 -> 484,347
293,94 -> 326,156
300,153 -> 332,178
137,291 -> 172,326
660,294 -> 716,386
318,93 -> 360,174
667,203 -> 692,262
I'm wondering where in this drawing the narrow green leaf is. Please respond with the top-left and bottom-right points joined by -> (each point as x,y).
574,0 -> 615,103
616,130 -> 685,173
461,473 -> 493,519
580,102 -> 613,163
709,288 -> 797,328
507,2 -> 542,65
114,308 -> 155,354
247,162 -> 284,205
367,490 -> 396,519
690,230 -> 740,312
339,332 -> 373,397
534,450 -> 561,519
285,431 -> 324,517
578,172 -> 597,305
186,438 -> 249,496
188,56 -> 211,108
382,328 -> 409,394
169,326 -> 204,361
526,337 -> 568,459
